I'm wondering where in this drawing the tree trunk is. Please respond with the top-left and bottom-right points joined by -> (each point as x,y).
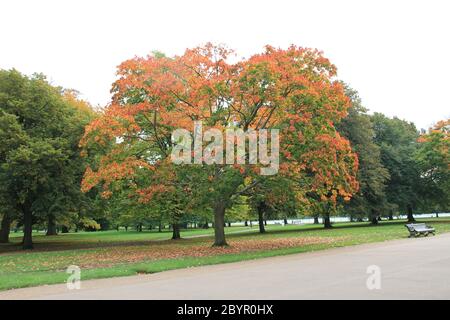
125,225 -> 128,232
407,204 -> 415,222
61,226 -> 69,233
0,214 -> 11,243
264,220 -> 267,226
244,220 -> 248,227
323,213 -> 332,229
370,209 -> 379,225
172,223 -> 181,240
46,214 -> 57,236
284,218 -> 288,225
258,205 -> 266,234
228,222 -> 231,227
314,216 -> 319,224
213,201 -> 227,246
436,212 -> 439,218
22,207 -> 33,250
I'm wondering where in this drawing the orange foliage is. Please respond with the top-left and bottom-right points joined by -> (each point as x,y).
80,43 -> 359,204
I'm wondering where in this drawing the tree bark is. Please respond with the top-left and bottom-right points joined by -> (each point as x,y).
22,207 -> 33,250
0,214 -> 11,243
244,220 -> 248,227
323,213 -> 332,229
370,209 -> 379,225
314,216 -> 319,224
172,223 -> 181,240
284,218 -> 288,225
61,226 -> 69,233
46,214 -> 57,236
258,204 -> 266,234
407,204 -> 415,222
213,201 -> 227,246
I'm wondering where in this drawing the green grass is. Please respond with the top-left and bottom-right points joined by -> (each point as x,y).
1,218 -> 450,291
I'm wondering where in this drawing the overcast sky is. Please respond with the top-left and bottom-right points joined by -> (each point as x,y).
1,0 -> 449,129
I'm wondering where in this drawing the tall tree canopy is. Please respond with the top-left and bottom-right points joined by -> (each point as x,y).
338,86 -> 389,223
416,119 -> 450,212
81,44 -> 359,246
0,69 -> 95,248
371,113 -> 421,222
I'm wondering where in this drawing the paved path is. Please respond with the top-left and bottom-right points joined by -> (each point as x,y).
2,233 -> 450,300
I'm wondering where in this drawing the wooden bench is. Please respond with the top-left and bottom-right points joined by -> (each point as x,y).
405,223 -> 435,237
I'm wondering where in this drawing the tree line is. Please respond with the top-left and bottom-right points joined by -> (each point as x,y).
0,45 -> 448,249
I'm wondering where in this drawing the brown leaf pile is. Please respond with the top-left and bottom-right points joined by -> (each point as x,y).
72,236 -> 338,269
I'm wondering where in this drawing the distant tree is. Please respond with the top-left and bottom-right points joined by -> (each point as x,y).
338,86 -> 389,224
246,177 -> 297,233
226,196 -> 251,226
416,119 -> 450,213
371,113 -> 421,222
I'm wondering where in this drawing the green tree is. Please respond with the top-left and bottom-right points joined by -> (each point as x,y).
246,177 -> 297,233
338,87 -> 389,224
416,119 -> 450,213
0,69 -> 94,248
371,113 -> 421,222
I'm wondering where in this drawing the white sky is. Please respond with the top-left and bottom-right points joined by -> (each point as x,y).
1,0 -> 449,130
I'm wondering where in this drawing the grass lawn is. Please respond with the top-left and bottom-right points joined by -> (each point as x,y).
1,218 -> 449,291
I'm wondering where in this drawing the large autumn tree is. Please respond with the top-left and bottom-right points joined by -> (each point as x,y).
0,70 -> 95,248
81,44 -> 358,246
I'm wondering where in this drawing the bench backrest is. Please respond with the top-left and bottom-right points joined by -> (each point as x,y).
405,223 -> 432,231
